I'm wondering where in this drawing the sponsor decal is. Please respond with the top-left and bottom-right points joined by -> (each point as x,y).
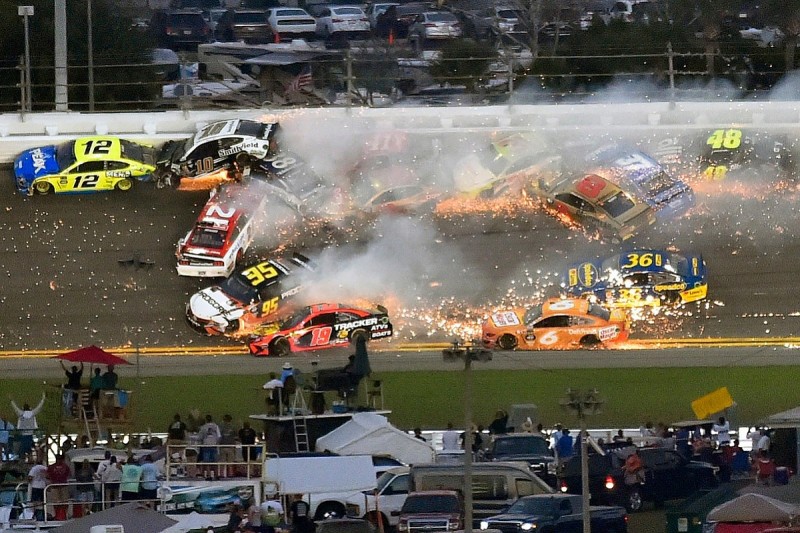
654,282 -> 686,292
198,290 -> 229,314
598,326 -> 618,341
334,317 -> 379,332
31,148 -> 48,174
219,141 -> 264,158
280,285 -> 302,299
492,311 -> 520,327
370,328 -> 392,339
107,170 -> 131,178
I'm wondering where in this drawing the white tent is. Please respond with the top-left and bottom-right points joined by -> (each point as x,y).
315,412 -> 435,465
707,493 -> 800,523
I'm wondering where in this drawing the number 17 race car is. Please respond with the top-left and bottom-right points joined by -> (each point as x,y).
248,303 -> 393,357
14,136 -> 156,196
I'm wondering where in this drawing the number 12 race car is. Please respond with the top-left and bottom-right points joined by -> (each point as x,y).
14,137 -> 156,196
564,249 -> 707,308
481,297 -> 628,350
248,303 -> 393,357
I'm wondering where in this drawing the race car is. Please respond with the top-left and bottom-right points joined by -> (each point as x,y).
14,136 -> 156,196
186,253 -> 316,335
564,249 -> 708,308
175,181 -> 269,278
652,128 -> 795,182
481,297 -> 629,350
248,303 -> 393,357
154,119 -> 278,190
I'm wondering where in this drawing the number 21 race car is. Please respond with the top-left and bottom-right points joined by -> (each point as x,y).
481,297 -> 628,350
248,303 -> 393,357
14,136 -> 156,196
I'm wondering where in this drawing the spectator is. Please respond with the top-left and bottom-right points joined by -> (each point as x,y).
139,454 -> 159,506
441,422 -> 460,450
263,373 -> 284,415
623,448 -> 645,485
280,362 -> 294,385
488,410 -> 508,435
11,392 -> 46,462
101,456 -> 122,507
199,414 -> 221,478
551,424 -> 564,449
261,493 -> 284,533
713,416 -> 731,447
413,428 -> 426,442
90,368 -> 104,409
675,426 -> 691,458
102,365 -> 119,390
244,497 -> 262,532
120,457 -> 143,501
27,458 -> 48,521
0,412 -> 14,461
227,502 -> 245,532
556,428 -> 574,462
289,494 -> 313,533
239,421 -> 259,463
755,449 -> 775,485
167,414 -> 187,444
75,459 -> 95,517
756,429 -> 771,455
219,414 -> 237,478
60,361 -> 83,416
46,454 -> 71,521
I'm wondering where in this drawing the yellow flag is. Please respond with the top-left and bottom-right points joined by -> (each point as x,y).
691,387 -> 734,419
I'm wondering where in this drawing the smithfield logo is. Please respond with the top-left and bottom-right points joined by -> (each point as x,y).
31,148 -> 48,174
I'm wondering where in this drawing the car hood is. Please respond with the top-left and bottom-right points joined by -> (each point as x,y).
188,286 -> 241,321
490,453 -> 554,463
15,145 -> 61,179
484,513 -> 548,523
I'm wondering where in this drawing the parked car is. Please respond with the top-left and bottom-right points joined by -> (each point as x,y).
457,6 -> 527,40
479,494 -> 628,533
150,9 -> 212,49
315,5 -> 371,40
266,7 -> 317,40
216,9 -> 273,43
201,7 -> 227,34
316,518 -> 376,533
394,3 -> 429,38
557,446 -> 719,512
408,11 -> 462,45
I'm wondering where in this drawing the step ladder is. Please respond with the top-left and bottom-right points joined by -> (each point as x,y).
291,391 -> 310,452
79,392 -> 102,446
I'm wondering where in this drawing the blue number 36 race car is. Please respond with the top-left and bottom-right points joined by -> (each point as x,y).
564,249 -> 708,308
14,136 -> 156,196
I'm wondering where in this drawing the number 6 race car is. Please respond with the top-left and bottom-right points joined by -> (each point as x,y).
14,137 -> 156,196
481,297 -> 628,350
248,303 -> 393,357
564,249 -> 707,308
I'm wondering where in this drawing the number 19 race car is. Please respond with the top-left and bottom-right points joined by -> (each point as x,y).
186,253 -> 316,335
248,303 -> 393,357
564,249 -> 707,308
14,137 -> 156,196
481,297 -> 629,350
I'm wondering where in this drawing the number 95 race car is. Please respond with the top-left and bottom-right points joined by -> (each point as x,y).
14,137 -> 156,196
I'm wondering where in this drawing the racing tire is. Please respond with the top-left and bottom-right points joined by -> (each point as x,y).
624,485 -> 643,513
269,337 -> 291,358
116,177 -> 134,191
497,334 -> 518,350
314,502 -> 345,520
34,181 -> 52,195
350,329 -> 368,346
579,335 -> 601,348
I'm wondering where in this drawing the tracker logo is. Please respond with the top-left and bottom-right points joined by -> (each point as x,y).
334,317 -> 378,332
31,148 -> 48,174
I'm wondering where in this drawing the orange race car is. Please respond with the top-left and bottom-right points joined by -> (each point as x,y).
482,297 -> 629,350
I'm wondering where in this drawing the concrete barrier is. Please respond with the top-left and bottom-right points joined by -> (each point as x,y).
1,101 -> 800,163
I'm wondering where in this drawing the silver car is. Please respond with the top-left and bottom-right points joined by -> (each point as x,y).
266,7 -> 317,39
315,5 -> 371,39
409,11 -> 463,41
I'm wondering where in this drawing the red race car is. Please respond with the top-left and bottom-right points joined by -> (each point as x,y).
248,303 -> 393,357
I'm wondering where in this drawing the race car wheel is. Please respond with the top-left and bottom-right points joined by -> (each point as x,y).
269,337 -> 290,358
497,334 -> 518,350
235,152 -> 253,168
579,335 -> 601,347
34,181 -> 52,195
116,177 -> 134,191
350,329 -> 368,346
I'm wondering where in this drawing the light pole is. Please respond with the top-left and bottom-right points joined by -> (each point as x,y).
559,388 -> 605,533
442,338 -> 492,533
18,5 -> 34,113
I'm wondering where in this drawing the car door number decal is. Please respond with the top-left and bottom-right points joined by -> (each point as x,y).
82,139 -> 113,155
538,331 -> 559,345
310,326 -> 332,346
74,174 -> 100,188
196,157 -> 214,174
706,129 -> 741,150
261,296 -> 279,315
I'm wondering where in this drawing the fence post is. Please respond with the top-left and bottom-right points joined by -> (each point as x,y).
345,49 -> 354,107
667,41 -> 675,109
18,56 -> 27,117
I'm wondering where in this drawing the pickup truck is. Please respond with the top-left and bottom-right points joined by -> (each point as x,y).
479,494 -> 628,533
482,433 -> 556,486
396,490 -> 463,533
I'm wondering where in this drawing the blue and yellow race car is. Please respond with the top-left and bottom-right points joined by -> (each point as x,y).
14,136 -> 156,196
564,249 -> 707,308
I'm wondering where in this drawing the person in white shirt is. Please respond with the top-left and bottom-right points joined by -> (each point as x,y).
27,458 -> 48,521
713,416 -> 731,447
441,422 -> 460,450
756,429 -> 771,454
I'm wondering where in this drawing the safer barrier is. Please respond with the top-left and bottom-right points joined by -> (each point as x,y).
1,101 -> 800,164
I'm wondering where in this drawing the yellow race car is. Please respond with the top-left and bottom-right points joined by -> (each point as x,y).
14,137 -> 156,196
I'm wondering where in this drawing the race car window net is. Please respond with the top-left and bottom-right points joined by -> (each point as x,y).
587,304 -> 611,321
56,141 -> 78,170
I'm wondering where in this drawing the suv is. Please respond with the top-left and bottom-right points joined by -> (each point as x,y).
216,9 -> 274,43
150,9 -> 211,49
557,446 -> 719,512
397,491 -> 463,533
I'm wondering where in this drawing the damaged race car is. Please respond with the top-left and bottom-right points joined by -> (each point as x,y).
186,253 -> 316,335
482,297 -> 629,350
248,303 -> 393,357
155,119 -> 278,190
564,249 -> 708,308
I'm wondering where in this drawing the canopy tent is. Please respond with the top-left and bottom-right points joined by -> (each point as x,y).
761,407 -> 800,429
707,493 -> 800,523
54,345 -> 132,366
161,511 -> 222,533
315,412 -> 435,465
49,502 -> 176,533
264,455 -> 376,494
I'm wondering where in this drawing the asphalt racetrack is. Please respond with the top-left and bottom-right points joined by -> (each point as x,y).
3,127 -> 800,375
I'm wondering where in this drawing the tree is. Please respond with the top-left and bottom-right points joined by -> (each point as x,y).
670,0 -> 744,76
428,39 -> 498,92
762,0 -> 800,71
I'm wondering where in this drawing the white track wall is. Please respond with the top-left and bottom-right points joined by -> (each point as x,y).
2,101 -> 800,163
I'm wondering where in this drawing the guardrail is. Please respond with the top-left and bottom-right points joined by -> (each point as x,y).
2,101 -> 800,164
